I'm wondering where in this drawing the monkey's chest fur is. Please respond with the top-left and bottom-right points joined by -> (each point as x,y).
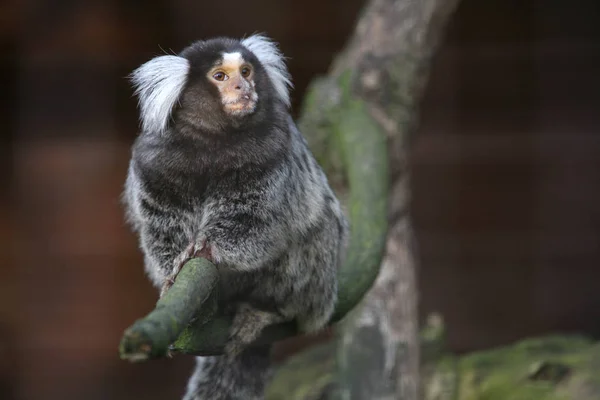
131,136 -> 330,318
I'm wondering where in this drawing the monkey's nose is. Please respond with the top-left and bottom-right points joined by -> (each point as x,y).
235,84 -> 242,90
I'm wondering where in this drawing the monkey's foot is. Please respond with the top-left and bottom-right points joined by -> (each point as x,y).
160,240 -> 213,297
160,243 -> 195,297
224,304 -> 280,360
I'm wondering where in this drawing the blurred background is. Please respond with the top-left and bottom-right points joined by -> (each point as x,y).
1,0 -> 599,398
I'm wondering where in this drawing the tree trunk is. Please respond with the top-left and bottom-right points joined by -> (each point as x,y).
319,1 -> 461,399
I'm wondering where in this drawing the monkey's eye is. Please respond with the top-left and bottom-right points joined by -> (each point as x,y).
241,66 -> 251,78
213,72 -> 228,81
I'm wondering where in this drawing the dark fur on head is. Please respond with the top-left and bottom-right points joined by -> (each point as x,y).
175,38 -> 281,134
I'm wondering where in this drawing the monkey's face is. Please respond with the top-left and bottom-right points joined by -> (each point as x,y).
130,35 -> 291,135
207,52 -> 259,117
175,39 -> 276,131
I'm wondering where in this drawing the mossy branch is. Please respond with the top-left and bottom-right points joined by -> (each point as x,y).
119,258 -> 219,361
119,74 -> 389,361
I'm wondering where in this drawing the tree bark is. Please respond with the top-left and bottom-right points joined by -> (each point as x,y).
323,1 -> 461,399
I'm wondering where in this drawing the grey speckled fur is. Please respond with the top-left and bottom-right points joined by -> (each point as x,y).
123,34 -> 348,399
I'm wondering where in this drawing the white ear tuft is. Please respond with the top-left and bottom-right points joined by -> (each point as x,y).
130,55 -> 189,134
241,34 -> 292,107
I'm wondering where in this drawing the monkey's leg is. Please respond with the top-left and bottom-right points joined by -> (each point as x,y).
160,240 -> 213,297
224,303 -> 284,359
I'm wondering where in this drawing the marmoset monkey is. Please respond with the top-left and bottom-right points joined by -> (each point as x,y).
123,34 -> 348,399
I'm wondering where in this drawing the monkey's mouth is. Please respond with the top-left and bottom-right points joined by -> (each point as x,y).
224,95 -> 257,115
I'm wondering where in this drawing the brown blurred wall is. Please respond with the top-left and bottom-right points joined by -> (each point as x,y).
415,0 -> 600,351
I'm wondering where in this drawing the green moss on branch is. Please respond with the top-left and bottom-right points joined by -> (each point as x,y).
267,334 -> 600,400
119,258 -> 219,361
332,72 -> 389,320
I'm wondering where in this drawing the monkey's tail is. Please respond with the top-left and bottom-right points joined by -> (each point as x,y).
182,344 -> 272,400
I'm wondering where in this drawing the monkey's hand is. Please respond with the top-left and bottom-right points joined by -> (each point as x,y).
224,303 -> 284,360
160,238 -> 213,297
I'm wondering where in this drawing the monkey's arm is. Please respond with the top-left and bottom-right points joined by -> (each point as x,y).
138,208 -> 193,293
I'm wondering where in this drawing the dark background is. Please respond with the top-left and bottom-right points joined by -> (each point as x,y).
1,0 -> 599,399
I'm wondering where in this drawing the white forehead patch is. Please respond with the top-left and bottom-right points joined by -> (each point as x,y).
222,52 -> 244,66
241,34 -> 292,107
130,55 -> 189,134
